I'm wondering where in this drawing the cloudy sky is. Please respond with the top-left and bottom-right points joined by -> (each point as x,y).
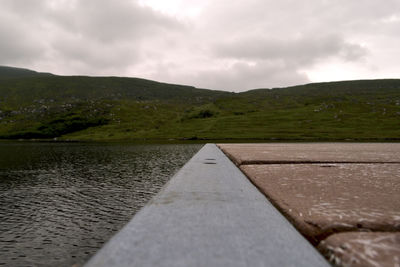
1,0 -> 399,91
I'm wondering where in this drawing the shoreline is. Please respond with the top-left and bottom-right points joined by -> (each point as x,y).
1,137 -> 400,144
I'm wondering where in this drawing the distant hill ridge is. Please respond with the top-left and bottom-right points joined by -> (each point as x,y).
0,66 -> 399,141
0,66 -> 230,104
0,66 -> 53,79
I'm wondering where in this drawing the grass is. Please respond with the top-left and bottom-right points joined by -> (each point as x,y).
0,66 -> 399,141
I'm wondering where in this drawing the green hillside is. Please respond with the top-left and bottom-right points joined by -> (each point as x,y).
0,66 -> 53,79
0,66 -> 399,141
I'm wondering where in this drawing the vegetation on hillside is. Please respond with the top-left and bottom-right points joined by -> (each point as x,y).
0,66 -> 399,141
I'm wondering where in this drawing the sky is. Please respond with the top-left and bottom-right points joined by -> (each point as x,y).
1,0 -> 399,92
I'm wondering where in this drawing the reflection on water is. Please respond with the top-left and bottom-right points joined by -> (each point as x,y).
0,142 -> 202,267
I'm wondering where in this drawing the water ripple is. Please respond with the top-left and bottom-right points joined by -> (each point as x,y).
0,142 -> 201,267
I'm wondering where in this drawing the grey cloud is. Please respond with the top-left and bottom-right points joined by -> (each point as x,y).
52,0 -> 183,44
214,35 -> 368,65
183,61 -> 309,92
0,0 -> 399,90
51,35 -> 140,74
339,43 -> 369,62
0,0 -> 185,75
203,0 -> 400,35
0,13 -> 46,64
1,0 -> 47,17
47,0 -> 184,72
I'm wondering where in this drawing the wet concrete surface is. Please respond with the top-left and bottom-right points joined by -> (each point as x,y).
318,232 -> 400,267
239,164 -> 400,242
218,143 -> 400,267
219,143 -> 400,165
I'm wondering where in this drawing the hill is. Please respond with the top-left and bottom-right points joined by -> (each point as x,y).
0,66 -> 53,79
0,66 -> 399,141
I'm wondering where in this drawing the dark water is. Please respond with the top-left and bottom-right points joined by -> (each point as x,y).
0,142 -> 202,267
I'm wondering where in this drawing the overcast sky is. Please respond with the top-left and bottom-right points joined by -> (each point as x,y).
1,0 -> 399,91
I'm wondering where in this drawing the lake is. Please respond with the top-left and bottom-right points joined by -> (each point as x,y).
0,142 -> 202,267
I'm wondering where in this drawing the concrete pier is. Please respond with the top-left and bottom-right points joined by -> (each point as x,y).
219,143 -> 400,267
84,144 -> 328,267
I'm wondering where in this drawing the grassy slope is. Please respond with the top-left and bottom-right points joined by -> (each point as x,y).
0,67 -> 399,141
0,66 -> 53,79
